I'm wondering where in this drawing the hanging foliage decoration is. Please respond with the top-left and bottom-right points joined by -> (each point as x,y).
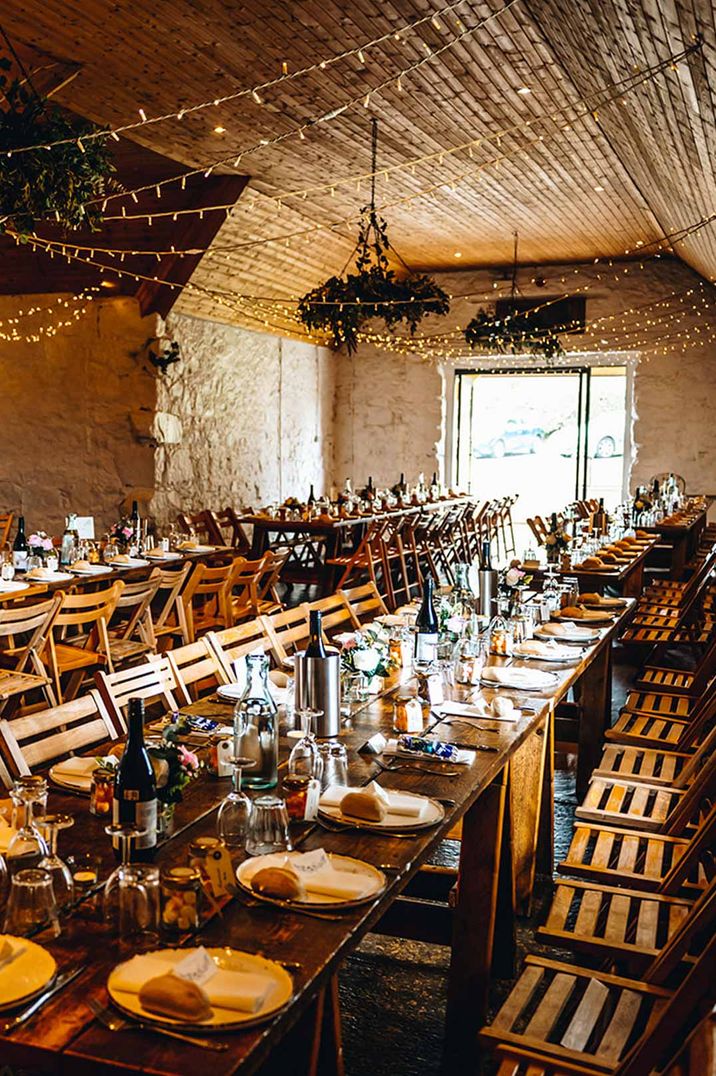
0,48 -> 114,239
464,232 -> 565,360
464,308 -> 565,359
297,121 -> 449,354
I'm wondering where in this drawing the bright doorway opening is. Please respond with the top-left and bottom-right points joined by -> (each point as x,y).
453,365 -> 629,554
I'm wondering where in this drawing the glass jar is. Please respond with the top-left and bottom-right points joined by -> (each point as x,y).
393,693 -> 424,733
90,768 -> 115,817
489,615 -> 513,657
234,654 -> 278,789
161,866 -> 202,936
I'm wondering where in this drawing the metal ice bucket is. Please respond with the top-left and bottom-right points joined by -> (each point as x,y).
294,649 -> 341,738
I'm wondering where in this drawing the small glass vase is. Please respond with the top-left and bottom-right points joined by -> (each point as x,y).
157,803 -> 175,840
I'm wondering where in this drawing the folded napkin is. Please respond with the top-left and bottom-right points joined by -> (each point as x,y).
383,737 -> 474,765
539,622 -> 594,639
254,849 -> 374,900
112,954 -> 273,1014
481,666 -> 554,689
320,781 -> 426,819
52,756 -> 102,778
514,640 -> 576,660
437,699 -> 520,723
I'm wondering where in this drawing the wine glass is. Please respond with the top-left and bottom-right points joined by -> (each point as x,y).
6,777 -> 48,873
288,709 -> 323,780
36,814 -> 75,908
103,823 -> 159,944
216,756 -> 256,847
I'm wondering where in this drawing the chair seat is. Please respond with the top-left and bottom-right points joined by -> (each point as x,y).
0,669 -> 51,701
52,643 -> 108,673
576,777 -> 683,830
595,744 -> 690,786
108,638 -> 153,663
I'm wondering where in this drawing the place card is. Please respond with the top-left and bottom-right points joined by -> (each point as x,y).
173,946 -> 217,986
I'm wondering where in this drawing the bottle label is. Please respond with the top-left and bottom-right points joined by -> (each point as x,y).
414,632 -> 438,664
12,550 -> 27,570
112,796 -> 157,849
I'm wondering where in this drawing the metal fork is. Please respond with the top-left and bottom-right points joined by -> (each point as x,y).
88,999 -> 229,1051
374,758 -> 459,777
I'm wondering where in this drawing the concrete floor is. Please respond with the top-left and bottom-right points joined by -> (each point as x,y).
336,650 -> 637,1076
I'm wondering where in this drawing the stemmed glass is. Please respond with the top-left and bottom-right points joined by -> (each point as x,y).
103,822 -> 144,919
6,777 -> 48,873
36,814 -> 75,907
216,756 -> 256,847
288,709 -> 323,780
103,823 -> 160,944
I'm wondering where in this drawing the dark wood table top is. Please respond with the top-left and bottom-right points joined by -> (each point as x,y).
0,601 -> 633,1074
237,496 -> 473,532
640,500 -> 711,536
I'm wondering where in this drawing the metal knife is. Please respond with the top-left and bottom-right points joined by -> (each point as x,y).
4,966 -> 84,1032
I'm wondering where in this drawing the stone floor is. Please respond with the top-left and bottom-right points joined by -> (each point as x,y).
336,649 -> 637,1076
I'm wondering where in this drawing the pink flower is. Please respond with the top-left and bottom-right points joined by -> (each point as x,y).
178,745 -> 199,771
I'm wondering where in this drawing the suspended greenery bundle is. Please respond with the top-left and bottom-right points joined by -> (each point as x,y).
298,207 -> 449,354
297,120 -> 449,354
0,54 -> 114,238
464,308 -> 565,360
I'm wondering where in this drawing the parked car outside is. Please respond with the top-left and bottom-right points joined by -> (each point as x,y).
546,414 -> 623,459
472,418 -> 546,458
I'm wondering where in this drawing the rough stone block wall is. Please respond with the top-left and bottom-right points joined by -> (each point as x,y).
0,296 -> 158,534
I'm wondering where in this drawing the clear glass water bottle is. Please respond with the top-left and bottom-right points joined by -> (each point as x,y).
234,654 -> 278,789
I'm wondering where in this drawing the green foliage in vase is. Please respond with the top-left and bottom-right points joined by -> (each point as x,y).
0,57 -> 114,238
297,208 -> 450,354
464,308 -> 565,360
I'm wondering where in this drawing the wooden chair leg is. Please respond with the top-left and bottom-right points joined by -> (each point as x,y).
309,975 -> 345,1076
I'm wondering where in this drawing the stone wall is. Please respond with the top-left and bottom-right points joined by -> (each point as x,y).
151,313 -> 335,523
0,296 -> 158,535
334,258 -> 716,496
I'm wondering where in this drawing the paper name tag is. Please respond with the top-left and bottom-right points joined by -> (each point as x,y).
203,845 -> 236,898
426,673 -> 444,707
288,849 -> 331,875
173,946 -> 217,985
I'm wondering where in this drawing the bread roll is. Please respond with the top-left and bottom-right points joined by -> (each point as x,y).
491,697 -> 515,717
561,605 -> 586,619
251,866 -> 305,901
580,592 -> 602,603
139,974 -> 212,1023
72,559 -> 93,570
582,556 -> 604,569
112,554 -> 130,564
600,552 -> 617,564
340,791 -> 387,823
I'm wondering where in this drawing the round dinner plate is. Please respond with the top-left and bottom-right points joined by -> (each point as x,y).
0,580 -> 29,593
24,570 -> 73,583
146,551 -> 182,561
551,610 -> 616,625
108,558 -> 150,570
70,565 -> 109,576
216,683 -> 287,705
108,947 -> 293,1032
512,645 -> 582,663
535,625 -> 600,643
0,936 -> 56,1011
319,790 -> 444,832
481,667 -> 558,690
176,544 -> 215,554
580,597 -> 627,610
236,851 -> 386,909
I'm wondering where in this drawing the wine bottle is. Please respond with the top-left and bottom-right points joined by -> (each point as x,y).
305,609 -> 327,658
112,698 -> 157,861
307,484 -> 316,506
12,516 -> 29,570
399,472 -> 406,492
414,574 -> 439,666
480,539 -> 492,571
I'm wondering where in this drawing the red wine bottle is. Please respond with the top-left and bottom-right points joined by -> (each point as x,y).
305,609 -> 327,658
12,516 -> 29,570
113,698 -> 157,861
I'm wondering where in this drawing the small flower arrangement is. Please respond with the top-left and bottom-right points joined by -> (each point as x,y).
633,492 -> 653,513
336,623 -> 398,680
147,729 -> 200,806
501,563 -> 533,590
111,518 -> 134,545
437,594 -> 466,639
28,531 -> 54,554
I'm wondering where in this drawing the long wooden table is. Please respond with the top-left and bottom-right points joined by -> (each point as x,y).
555,538 -> 658,598
642,500 -> 711,578
0,603 -> 631,1074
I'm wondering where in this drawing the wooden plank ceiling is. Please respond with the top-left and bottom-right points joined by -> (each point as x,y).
2,0 -> 715,335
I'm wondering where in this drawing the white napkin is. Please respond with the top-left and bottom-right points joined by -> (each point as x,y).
52,756 -> 102,779
383,738 -> 474,765
540,622 -> 594,639
254,850 -> 374,900
437,699 -> 520,723
481,666 -> 554,689
514,640 -> 576,660
112,954 -> 273,1014
319,782 -> 427,819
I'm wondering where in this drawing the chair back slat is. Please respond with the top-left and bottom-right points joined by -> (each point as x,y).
340,582 -> 389,626
260,607 -> 310,667
164,638 -> 227,697
0,689 -> 117,777
0,513 -> 13,549
207,623 -> 271,679
96,657 -> 185,733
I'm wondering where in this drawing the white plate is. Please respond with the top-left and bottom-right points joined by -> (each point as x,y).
108,947 -> 293,1032
176,544 -> 215,554
579,598 -> 628,610
70,565 -> 109,576
0,937 -> 56,1011
217,683 -> 287,705
0,580 -> 29,593
513,644 -> 583,663
551,610 -> 615,625
535,625 -> 600,643
481,666 -> 557,690
48,768 -> 95,794
24,570 -> 73,583
319,790 -> 444,832
146,551 -> 182,561
236,852 -> 385,909
108,558 -> 150,570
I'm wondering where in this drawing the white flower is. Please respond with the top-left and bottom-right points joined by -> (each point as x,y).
353,648 -> 380,673
151,758 -> 170,789
505,567 -> 522,587
445,615 -> 465,634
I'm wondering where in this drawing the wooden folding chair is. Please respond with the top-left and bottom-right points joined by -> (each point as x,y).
558,799 -> 716,898
106,569 -> 161,667
229,554 -> 285,622
177,510 -> 220,545
206,622 -> 272,681
635,633 -> 716,696
606,684 -> 715,753
151,563 -> 192,649
0,595 -> 62,716
46,582 -> 124,703
180,559 -> 238,641
0,513 -> 13,549
307,593 -> 355,639
162,638 -> 228,700
595,722 -> 716,789
95,656 -> 186,733
0,689 -> 118,780
339,582 -> 389,626
208,507 -> 251,554
260,606 -> 310,668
